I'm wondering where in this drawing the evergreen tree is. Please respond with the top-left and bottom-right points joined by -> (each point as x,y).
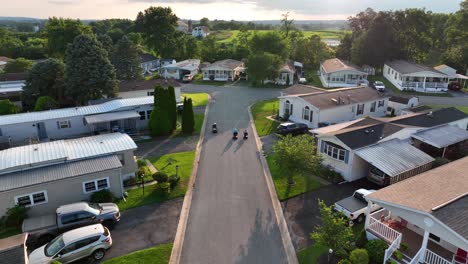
149,85 -> 174,136
64,34 -> 117,105
111,36 -> 142,80
96,34 -> 114,57
168,86 -> 177,129
182,98 -> 195,134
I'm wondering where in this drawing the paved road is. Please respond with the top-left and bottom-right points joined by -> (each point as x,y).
179,85 -> 291,264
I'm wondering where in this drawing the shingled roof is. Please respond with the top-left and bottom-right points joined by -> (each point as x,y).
299,87 -> 384,110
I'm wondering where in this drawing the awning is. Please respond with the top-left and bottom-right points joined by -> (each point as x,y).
355,139 -> 434,177
412,125 -> 468,148
85,111 -> 140,124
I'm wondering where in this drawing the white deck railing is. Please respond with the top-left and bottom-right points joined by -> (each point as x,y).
368,215 -> 402,244
425,249 -> 452,264
409,247 -> 425,264
384,233 -> 402,263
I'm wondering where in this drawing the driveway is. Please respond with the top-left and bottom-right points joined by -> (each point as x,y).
179,84 -> 292,264
281,179 -> 379,250
385,89 -> 468,106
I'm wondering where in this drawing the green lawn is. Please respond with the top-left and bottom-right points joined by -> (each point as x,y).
368,76 -> 452,97
182,93 -> 208,107
103,243 -> 172,264
297,243 -> 328,264
117,151 -> 195,211
425,104 -> 468,114
0,227 -> 21,239
251,99 -> 280,137
266,155 -> 323,201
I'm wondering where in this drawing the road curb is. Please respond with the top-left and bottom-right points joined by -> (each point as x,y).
247,105 -> 299,264
169,95 -> 210,264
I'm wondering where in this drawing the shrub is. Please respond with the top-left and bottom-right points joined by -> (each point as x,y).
137,167 -> 147,178
4,205 -> 28,228
123,176 -> 138,187
137,159 -> 147,168
152,171 -> 168,183
335,248 -> 349,260
157,182 -> 171,195
387,260 -> 397,264
365,239 -> 388,264
50,261 -> 62,264
432,157 -> 450,168
168,175 -> 180,188
349,248 -> 369,264
355,230 -> 368,248
338,260 -> 352,264
90,189 -> 115,203
400,242 -> 408,252
393,250 -> 403,261
320,166 -> 345,184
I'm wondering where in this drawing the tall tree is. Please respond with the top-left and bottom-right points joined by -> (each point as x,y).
44,17 -> 92,58
0,28 -> 24,58
335,33 -> 353,61
23,58 -> 65,110
96,34 -> 114,57
0,100 -> 17,115
249,32 -> 290,60
168,87 -> 177,129
64,34 -> 117,105
199,17 -> 210,27
150,86 -> 173,136
3,58 -> 32,73
111,36 -> 141,80
33,96 -> 59,111
292,35 -> 333,68
280,12 -> 295,39
135,6 -> 178,58
182,97 -> 195,134
246,52 -> 282,85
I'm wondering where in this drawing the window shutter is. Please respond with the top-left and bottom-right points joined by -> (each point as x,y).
320,140 -> 325,153
290,104 -> 293,115
68,120 -> 71,128
57,121 -> 60,129
344,150 -> 349,164
310,111 -> 313,122
302,108 -> 305,119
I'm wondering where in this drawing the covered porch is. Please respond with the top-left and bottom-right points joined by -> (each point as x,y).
401,76 -> 449,92
85,111 -> 140,135
411,125 -> 468,160
366,209 -> 467,264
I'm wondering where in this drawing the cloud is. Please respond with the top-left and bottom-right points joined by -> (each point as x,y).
48,0 -> 80,5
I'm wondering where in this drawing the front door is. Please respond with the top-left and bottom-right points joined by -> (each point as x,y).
36,122 -> 48,139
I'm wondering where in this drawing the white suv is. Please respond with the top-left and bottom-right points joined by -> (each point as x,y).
29,224 -> 112,264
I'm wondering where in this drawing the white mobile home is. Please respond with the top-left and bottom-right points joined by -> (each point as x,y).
161,59 -> 200,80
118,79 -> 181,100
0,97 -> 154,145
384,60 -> 449,93
201,59 -> 244,81
387,96 -> 419,116
279,87 -> 388,129
319,58 -> 368,88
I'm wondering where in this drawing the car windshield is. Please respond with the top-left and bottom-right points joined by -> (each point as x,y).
87,203 -> 102,214
375,82 -> 384,85
45,236 -> 65,257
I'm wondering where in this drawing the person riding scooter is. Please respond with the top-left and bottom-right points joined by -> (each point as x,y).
243,129 -> 248,139
212,123 -> 218,133
233,128 -> 238,139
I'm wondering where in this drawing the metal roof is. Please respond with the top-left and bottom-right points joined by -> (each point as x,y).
85,111 -> 140,124
355,139 -> 435,177
412,125 -> 468,148
0,155 -> 122,192
162,59 -> 200,71
385,60 -> 447,76
0,133 -> 137,174
0,81 -> 25,93
0,96 -> 153,126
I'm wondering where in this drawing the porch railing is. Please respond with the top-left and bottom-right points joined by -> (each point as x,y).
453,254 -> 468,264
368,215 -> 402,244
409,247 -> 426,264
425,249 -> 452,264
383,233 -> 402,263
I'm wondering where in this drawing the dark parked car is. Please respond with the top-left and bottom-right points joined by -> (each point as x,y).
276,122 -> 309,136
177,103 -> 184,113
448,81 -> 462,91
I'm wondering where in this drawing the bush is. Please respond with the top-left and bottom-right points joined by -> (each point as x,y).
123,176 -> 138,187
335,248 -> 349,260
320,166 -> 345,184
387,260 -> 397,264
355,230 -> 368,248
349,248 -> 369,264
393,250 -> 403,261
365,239 -> 388,264
4,205 -> 28,228
168,175 -> 180,188
137,159 -> 147,168
432,157 -> 450,168
90,189 -> 115,203
157,182 -> 171,196
50,261 -> 62,264
153,171 -> 169,183
400,242 -> 408,252
338,260 -> 352,264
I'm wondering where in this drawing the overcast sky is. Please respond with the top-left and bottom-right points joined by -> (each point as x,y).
0,0 -> 462,20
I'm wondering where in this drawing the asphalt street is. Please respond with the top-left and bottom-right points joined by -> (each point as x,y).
179,84 -> 290,264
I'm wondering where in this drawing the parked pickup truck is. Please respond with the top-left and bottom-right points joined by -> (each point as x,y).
23,202 -> 120,247
334,189 -> 381,223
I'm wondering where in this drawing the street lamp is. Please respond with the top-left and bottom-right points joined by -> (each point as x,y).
328,248 -> 333,263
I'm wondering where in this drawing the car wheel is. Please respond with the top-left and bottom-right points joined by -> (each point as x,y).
102,220 -> 115,230
357,214 -> 365,223
37,234 -> 54,246
93,249 -> 106,260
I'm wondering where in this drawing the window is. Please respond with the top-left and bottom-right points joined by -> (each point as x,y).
83,178 -> 109,193
387,68 -> 390,74
378,100 -> 385,107
57,120 -> 71,129
15,191 -> 48,207
370,102 -> 376,112
146,110 -> 152,119
118,153 -> 125,165
303,106 -> 310,121
147,91 -> 154,96
322,142 -> 347,162
429,233 -> 440,242
139,111 -> 146,120
356,104 -> 364,115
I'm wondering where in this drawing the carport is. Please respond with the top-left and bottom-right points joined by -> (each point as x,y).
85,111 -> 140,134
355,139 -> 435,185
411,124 -> 468,158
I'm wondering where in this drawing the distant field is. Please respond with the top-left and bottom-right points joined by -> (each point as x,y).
213,30 -> 349,43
